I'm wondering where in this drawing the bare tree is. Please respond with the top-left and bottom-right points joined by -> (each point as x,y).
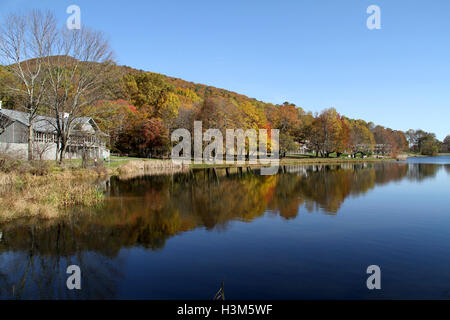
46,27 -> 115,163
0,10 -> 56,160
32,139 -> 54,162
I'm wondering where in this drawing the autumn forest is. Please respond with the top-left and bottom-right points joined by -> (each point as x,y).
0,10 -> 448,162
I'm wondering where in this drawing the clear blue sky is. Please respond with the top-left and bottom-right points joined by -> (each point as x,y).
1,0 -> 449,139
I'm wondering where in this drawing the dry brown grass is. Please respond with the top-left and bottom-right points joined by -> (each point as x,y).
117,160 -> 187,179
0,168 -> 110,222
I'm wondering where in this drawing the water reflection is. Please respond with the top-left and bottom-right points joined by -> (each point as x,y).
0,161 -> 447,299
0,222 -> 124,299
407,163 -> 443,182
445,164 -> 450,176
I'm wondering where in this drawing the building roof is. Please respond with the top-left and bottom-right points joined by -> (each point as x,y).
0,108 -> 106,136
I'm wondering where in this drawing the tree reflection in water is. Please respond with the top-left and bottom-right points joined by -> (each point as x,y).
444,164 -> 450,176
0,162 -> 444,299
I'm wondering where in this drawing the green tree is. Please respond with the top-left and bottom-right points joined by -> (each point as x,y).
442,135 -> 450,153
421,135 -> 440,156
279,132 -> 297,157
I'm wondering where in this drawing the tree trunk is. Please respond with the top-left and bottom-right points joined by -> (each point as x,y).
55,138 -> 60,162
59,148 -> 64,164
58,139 -> 67,164
28,123 -> 33,161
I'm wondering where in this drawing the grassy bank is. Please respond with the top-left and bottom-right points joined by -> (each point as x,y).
116,159 -> 188,179
0,158 -> 110,222
0,156 -> 190,222
190,156 -> 397,169
106,155 -> 159,168
104,153 -> 404,170
107,153 -> 399,170
0,154 -> 402,222
41,155 -> 158,169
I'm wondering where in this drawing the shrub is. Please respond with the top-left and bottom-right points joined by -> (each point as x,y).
0,153 -> 23,173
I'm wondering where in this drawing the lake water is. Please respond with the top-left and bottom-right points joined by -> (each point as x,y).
1,156 -> 450,299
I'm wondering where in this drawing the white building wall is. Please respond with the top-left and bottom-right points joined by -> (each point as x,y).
0,142 -> 109,161
0,142 -> 28,159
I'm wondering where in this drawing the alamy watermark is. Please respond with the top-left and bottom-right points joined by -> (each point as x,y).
171,121 -> 280,175
366,5 -> 381,30
66,265 -> 81,290
366,265 -> 381,290
66,5 -> 81,30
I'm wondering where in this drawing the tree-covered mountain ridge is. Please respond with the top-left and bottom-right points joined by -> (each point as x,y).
1,57 -> 447,157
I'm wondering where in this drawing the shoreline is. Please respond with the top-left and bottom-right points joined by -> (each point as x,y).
189,157 -> 396,169
1,153 -> 443,223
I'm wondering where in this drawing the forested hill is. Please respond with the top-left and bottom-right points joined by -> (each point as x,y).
1,59 -> 446,157
119,64 -> 262,105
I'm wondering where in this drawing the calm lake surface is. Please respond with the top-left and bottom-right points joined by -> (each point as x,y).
1,156 -> 450,299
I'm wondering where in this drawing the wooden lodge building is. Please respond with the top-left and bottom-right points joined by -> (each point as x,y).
0,106 -> 109,160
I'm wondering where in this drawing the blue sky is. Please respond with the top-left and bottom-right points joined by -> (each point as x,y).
1,0 -> 449,139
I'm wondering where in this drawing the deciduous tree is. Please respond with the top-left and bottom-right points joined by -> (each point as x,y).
0,10 -> 57,160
